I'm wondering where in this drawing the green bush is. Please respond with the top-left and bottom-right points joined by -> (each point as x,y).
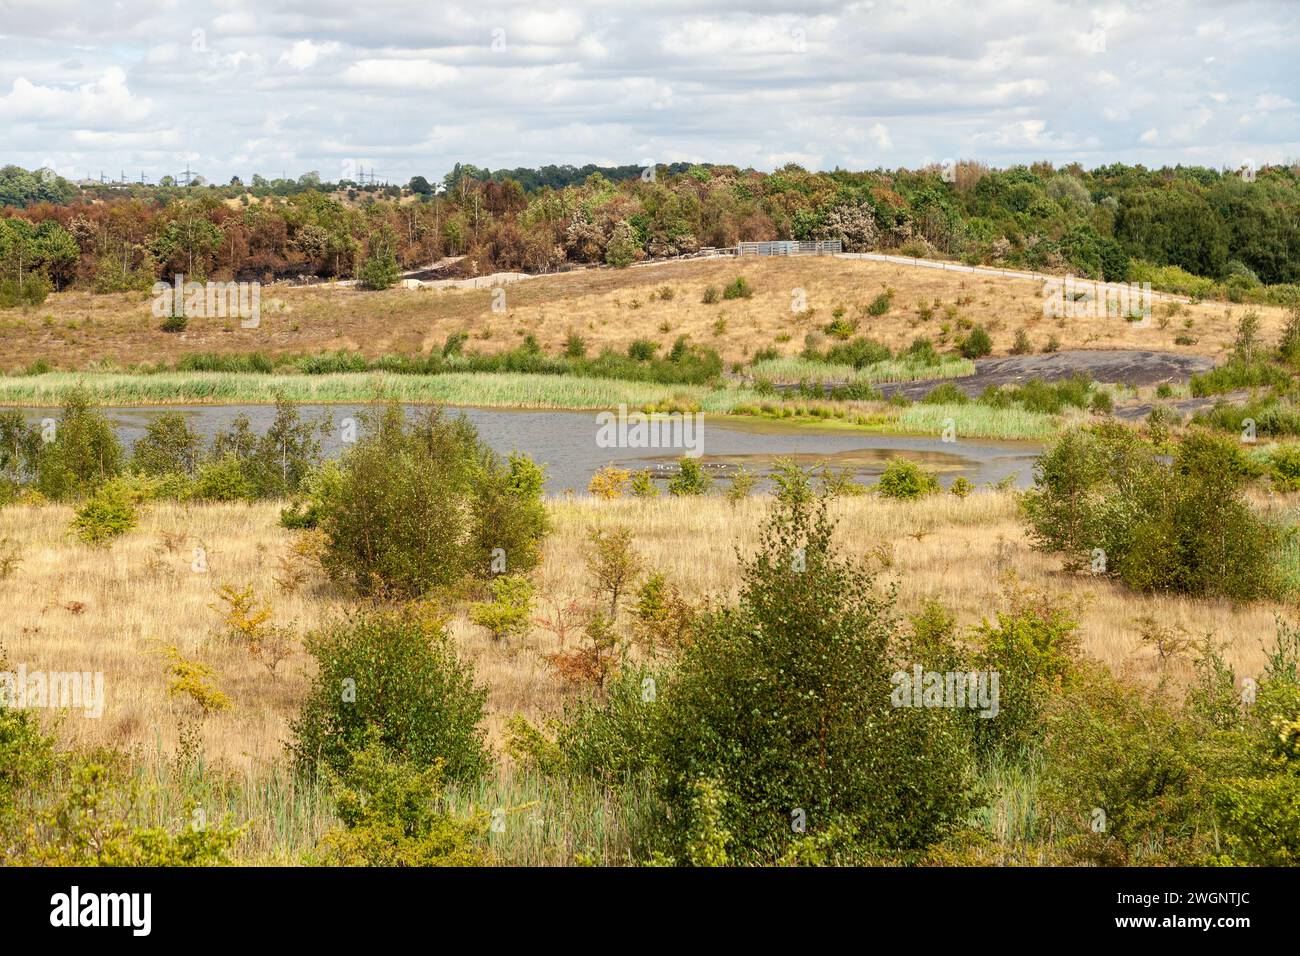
358,238 -> 400,290
959,325 -> 992,359
721,276 -> 753,300
551,664 -> 663,786
310,404 -> 547,598
290,608 -> 490,781
131,412 -> 203,476
667,457 -> 711,496
627,338 -> 659,361
1216,775 -> 1300,865
70,478 -> 138,545
971,585 -> 1080,759
208,398 -> 326,499
468,574 -> 534,642
1040,663 -> 1211,864
563,331 -> 587,358
876,457 -> 940,499
0,271 -> 52,308
194,454 -> 254,502
1190,359 -> 1291,397
650,496 -> 978,862
317,734 -> 488,866
1022,424 -> 1280,600
35,389 -> 123,500
922,382 -> 968,405
1270,445 -> 1300,491
866,289 -> 893,316
824,336 -> 891,368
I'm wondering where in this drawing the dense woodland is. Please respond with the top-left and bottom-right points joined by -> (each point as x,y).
2,160 -> 1299,304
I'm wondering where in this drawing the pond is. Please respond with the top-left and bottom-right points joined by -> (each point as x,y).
27,405 -> 1043,496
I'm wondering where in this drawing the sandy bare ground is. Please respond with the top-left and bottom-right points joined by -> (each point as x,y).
10,257 -> 1271,373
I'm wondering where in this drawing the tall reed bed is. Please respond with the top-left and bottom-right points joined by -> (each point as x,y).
750,355 -> 974,385
0,371 -> 760,412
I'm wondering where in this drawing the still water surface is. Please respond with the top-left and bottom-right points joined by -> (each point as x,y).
48,405 -> 1042,496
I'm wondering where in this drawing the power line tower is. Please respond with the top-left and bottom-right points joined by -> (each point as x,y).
179,164 -> 195,186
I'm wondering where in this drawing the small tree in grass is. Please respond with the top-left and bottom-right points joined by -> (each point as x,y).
469,575 -> 534,642
876,457 -> 940,499
290,607 -> 490,780
667,457 -> 711,496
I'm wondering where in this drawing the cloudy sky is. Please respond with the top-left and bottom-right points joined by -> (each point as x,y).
1,0 -> 1296,184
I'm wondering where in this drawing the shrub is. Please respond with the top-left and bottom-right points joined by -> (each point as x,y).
865,289 -> 893,316
0,272 -> 52,308
468,574 -> 534,642
194,454 -> 253,501
725,467 -> 758,502
586,527 -> 641,619
685,778 -> 732,866
721,276 -> 753,300
1089,390 -> 1114,414
876,458 -> 940,499
1216,775 -> 1300,866
15,762 -> 242,866
588,465 -> 630,499
604,221 -> 639,267
317,735 -> 488,867
629,469 -> 659,498
701,285 -> 719,304
825,336 -> 891,368
35,389 -> 123,500
652,496 -> 979,862
1022,425 -> 1279,599
1190,359 -> 1291,397
70,479 -> 138,545
959,325 -> 993,358
311,404 -> 547,598
627,338 -> 659,361
131,412 -> 203,476
971,582 -> 1080,760
208,398 -> 326,500
358,240 -> 400,290
0,662 -> 56,838
290,608 -> 490,780
667,457 -> 711,496
1010,329 -> 1032,355
922,382 -> 968,405
1270,445 -> 1300,491
1040,663 -> 1210,864
563,331 -> 587,358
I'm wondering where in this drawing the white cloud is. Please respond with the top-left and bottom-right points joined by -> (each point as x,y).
0,0 -> 1296,181
280,40 -> 340,71
0,67 -> 152,126
342,58 -> 457,88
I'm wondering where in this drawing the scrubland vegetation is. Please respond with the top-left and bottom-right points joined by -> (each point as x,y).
2,389 -> 1299,867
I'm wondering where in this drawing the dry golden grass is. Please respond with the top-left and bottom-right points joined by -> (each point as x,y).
1,491 -> 1287,772
4,257 -> 1282,371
